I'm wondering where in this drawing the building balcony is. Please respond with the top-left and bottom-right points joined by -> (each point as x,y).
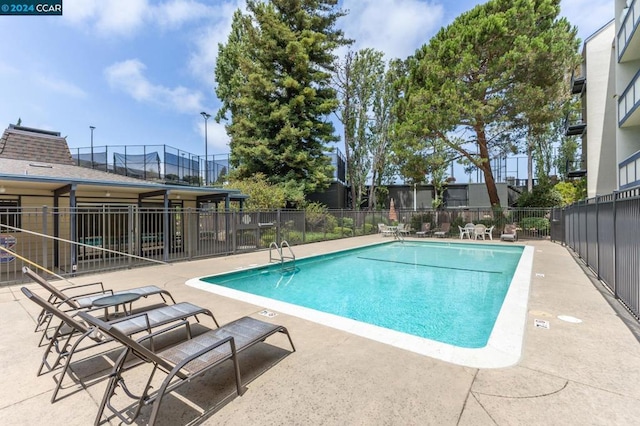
566,160 -> 587,179
564,113 -> 587,136
618,0 -> 640,62
619,150 -> 640,189
570,72 -> 586,95
618,67 -> 640,127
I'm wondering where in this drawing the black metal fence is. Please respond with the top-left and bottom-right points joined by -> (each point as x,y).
69,145 -> 348,187
554,188 -> 640,320
1,206 -> 551,285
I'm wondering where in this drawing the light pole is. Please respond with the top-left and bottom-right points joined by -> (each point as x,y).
89,126 -> 95,168
200,111 -> 211,185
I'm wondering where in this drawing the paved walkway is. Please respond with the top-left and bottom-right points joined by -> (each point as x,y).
1,236 -> 639,425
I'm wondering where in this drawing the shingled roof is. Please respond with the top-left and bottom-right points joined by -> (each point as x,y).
0,125 -> 74,165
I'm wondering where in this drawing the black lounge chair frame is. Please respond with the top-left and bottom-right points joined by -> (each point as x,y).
78,312 -> 295,426
21,287 -> 217,403
22,266 -> 175,343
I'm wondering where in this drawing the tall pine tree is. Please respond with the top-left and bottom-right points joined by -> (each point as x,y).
216,0 -> 351,203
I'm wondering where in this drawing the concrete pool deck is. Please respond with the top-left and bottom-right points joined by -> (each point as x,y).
1,236 -> 640,425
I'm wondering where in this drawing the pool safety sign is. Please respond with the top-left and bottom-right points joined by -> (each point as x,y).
0,234 -> 17,263
534,319 -> 550,329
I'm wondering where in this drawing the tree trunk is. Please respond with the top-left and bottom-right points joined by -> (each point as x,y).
476,126 -> 501,208
368,170 -> 377,210
527,140 -> 533,192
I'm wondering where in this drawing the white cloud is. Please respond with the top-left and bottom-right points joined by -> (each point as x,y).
63,0 -> 149,37
154,0 -> 213,30
61,0 -> 99,25
62,0 -> 225,38
104,59 -> 204,113
188,1 -> 245,84
98,0 -> 149,36
340,0 -> 444,59
199,119 -> 230,153
34,74 -> 87,99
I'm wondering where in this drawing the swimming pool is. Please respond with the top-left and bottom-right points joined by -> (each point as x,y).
188,241 -> 534,368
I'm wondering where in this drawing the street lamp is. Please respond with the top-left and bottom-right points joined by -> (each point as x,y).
89,126 -> 95,168
200,111 -> 211,185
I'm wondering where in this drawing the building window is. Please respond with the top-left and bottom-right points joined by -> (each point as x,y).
0,198 -> 21,231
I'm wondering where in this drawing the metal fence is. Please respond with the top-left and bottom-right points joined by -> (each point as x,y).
1,206 -> 551,285
69,145 -> 348,187
554,188 -> 640,320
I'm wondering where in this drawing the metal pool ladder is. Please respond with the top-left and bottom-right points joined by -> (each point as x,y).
269,240 -> 296,270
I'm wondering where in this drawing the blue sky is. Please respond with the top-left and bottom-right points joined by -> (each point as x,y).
0,0 -> 612,162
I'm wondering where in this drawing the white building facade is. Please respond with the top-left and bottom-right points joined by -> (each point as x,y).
616,0 -> 640,191
572,1 -> 640,197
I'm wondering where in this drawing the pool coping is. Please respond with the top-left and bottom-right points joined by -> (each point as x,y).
187,241 -> 534,369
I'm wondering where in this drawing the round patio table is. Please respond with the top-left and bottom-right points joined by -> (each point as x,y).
92,293 -> 141,320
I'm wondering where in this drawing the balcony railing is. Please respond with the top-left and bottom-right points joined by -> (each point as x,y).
618,0 -> 640,62
619,149 -> 640,189
566,159 -> 587,179
570,69 -> 586,95
564,110 -> 586,136
618,66 -> 640,126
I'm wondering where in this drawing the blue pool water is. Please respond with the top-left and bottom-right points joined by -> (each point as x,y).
201,241 -> 524,348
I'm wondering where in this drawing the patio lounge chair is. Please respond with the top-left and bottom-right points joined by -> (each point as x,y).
23,266 -> 176,338
78,311 -> 296,426
500,224 -> 518,242
377,223 -> 395,237
21,287 -> 218,403
434,222 -> 450,238
397,223 -> 411,236
415,223 -> 432,237
23,266 -> 175,310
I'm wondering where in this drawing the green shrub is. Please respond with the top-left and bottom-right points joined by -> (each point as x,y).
305,203 -> 337,232
554,181 -> 578,206
281,230 -> 304,245
338,217 -> 354,229
333,226 -> 353,236
410,213 -> 433,232
304,232 -> 326,243
451,216 -> 465,230
516,184 -> 563,207
259,229 -> 277,247
520,217 -> 550,232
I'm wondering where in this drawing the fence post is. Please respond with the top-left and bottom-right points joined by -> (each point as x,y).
41,205 -> 48,271
595,196 -> 600,280
128,205 -> 134,268
186,207 -> 193,261
277,209 -> 282,246
612,191 -> 618,300
70,189 -> 77,276
231,211 -> 237,254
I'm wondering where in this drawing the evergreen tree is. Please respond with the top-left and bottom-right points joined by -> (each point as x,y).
215,0 -> 351,203
398,0 -> 579,208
